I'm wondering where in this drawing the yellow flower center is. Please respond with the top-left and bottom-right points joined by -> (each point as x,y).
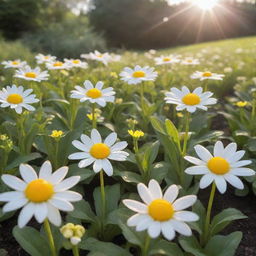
86,88 -> 102,99
25,179 -> 54,202
187,59 -> 193,63
90,143 -> 110,159
44,56 -> 50,59
133,71 -> 145,78
7,94 -> 23,104
207,157 -> 230,175
53,62 -> 63,67
12,61 -> 19,65
202,72 -> 212,77
148,199 -> 174,221
182,93 -> 201,105
163,57 -> 171,62
25,72 -> 37,78
73,60 -> 80,64
97,54 -> 103,58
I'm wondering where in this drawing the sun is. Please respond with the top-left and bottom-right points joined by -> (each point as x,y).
193,0 -> 219,10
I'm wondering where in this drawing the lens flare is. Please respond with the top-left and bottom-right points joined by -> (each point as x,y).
193,0 -> 219,10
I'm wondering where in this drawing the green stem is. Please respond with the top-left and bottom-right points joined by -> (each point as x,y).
72,245 -> 80,256
92,103 -> 97,129
182,112 -> 190,156
204,80 -> 209,91
142,235 -> 150,256
140,83 -> 145,115
44,219 -> 57,256
100,170 -> 106,219
202,183 -> 216,246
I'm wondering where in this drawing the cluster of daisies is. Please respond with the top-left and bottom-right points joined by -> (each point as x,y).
0,49 -> 254,246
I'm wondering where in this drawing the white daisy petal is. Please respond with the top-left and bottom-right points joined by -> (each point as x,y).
170,219 -> 192,236
174,211 -> 199,222
230,168 -> 255,176
54,191 -> 82,202
104,133 -> 117,146
49,198 -> 74,211
214,176 -> 227,194
3,198 -> 28,212
136,216 -> 153,231
137,183 -> 153,204
148,221 -> 161,238
199,174 -> 214,189
78,158 -> 95,168
148,179 -> 162,199
34,203 -> 48,223
184,156 -> 205,166
1,175 -> 26,191
224,174 -> 244,190
0,191 -> 25,202
122,199 -> 148,213
18,203 -> 35,228
102,159 -> 113,176
194,145 -> 213,162
91,129 -> 102,143
185,166 -> 208,175
214,141 -> 225,156
39,161 -> 52,179
161,222 -> 175,240
163,185 -> 179,203
54,176 -> 80,192
127,214 -> 145,226
49,167 -> 69,184
47,203 -> 62,226
19,164 -> 38,183
173,195 -> 197,211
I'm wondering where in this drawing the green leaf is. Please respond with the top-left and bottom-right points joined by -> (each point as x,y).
94,184 -> 120,218
191,200 -> 206,234
179,236 -> 206,256
6,152 -> 41,170
68,200 -> 96,222
204,232 -> 242,256
80,237 -> 131,256
118,222 -> 144,247
150,116 -> 166,135
150,239 -> 184,256
150,162 -> 169,183
141,141 -> 160,172
115,170 -> 143,184
165,119 -> 181,149
13,226 -> 51,256
210,208 -> 247,236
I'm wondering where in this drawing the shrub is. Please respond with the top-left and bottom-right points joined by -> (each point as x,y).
21,16 -> 106,59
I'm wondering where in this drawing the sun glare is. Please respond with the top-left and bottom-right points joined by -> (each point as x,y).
194,0 -> 219,10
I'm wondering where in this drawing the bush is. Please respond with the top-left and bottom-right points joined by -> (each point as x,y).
0,0 -> 44,39
21,16 -> 106,59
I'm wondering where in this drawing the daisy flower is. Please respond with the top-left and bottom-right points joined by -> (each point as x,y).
181,58 -> 200,65
0,161 -> 81,228
184,141 -> 255,194
84,51 -> 112,65
0,85 -> 39,114
2,59 -> 27,69
154,55 -> 180,65
190,71 -> 224,81
64,59 -> 88,69
15,65 -> 49,82
119,65 -> 158,85
35,54 -> 56,64
70,80 -> 115,107
68,129 -> 129,176
123,179 -> 198,240
164,86 -> 217,113
46,61 -> 70,70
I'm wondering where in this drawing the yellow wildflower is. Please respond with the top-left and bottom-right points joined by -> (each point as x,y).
110,72 -> 118,78
50,130 -> 64,138
235,101 -> 248,107
128,130 -> 144,139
